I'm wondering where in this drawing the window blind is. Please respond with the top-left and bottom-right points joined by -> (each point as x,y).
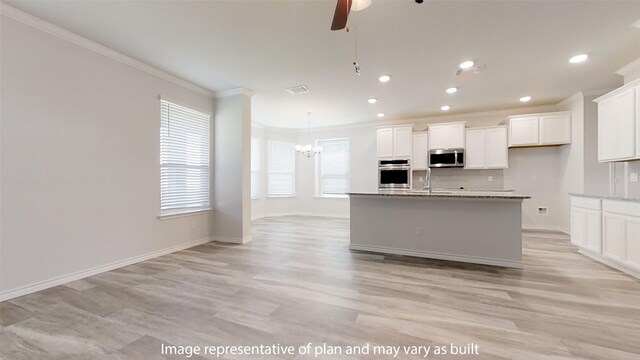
160,100 -> 211,216
268,141 -> 295,196
317,138 -> 349,196
251,138 -> 260,199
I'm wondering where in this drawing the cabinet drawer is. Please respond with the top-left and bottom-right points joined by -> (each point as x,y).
571,196 -> 601,211
602,200 -> 640,216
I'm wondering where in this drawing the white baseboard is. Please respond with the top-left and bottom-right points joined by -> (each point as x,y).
522,225 -> 570,235
578,248 -> 640,279
349,243 -> 523,269
211,235 -> 252,244
0,236 -> 213,302
252,212 -> 350,220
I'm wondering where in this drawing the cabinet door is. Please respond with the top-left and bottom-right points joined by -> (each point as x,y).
603,212 -> 625,262
448,123 -> 466,149
376,128 -> 394,158
616,88 -> 636,159
509,116 -> 539,146
464,129 -> 486,169
429,126 -> 449,150
486,127 -> 508,169
598,97 -> 617,161
540,114 -> 571,145
393,127 -> 413,158
411,133 -> 428,170
571,208 -> 587,247
585,210 -> 602,253
623,216 -> 640,270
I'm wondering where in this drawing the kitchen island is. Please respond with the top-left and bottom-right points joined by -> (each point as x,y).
348,190 -> 530,268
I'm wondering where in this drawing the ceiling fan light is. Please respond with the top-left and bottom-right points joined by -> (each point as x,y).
351,0 -> 372,11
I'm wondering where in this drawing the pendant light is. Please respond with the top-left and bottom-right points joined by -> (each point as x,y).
295,112 -> 321,158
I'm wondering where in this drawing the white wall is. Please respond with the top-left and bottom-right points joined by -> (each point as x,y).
0,16 -> 216,297
557,93 -> 585,232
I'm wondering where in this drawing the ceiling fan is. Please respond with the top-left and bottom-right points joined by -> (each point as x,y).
331,0 -> 424,31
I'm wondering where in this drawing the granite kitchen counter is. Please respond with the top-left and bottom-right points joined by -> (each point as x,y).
570,193 -> 640,203
347,190 -> 530,200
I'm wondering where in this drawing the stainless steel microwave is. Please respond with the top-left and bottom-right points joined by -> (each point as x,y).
429,149 -> 464,168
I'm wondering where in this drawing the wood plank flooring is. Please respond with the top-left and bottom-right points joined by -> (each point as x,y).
1,215 -> 640,359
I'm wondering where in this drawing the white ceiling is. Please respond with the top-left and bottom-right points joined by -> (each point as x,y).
5,0 -> 640,128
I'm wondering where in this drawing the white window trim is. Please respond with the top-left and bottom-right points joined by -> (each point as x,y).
251,137 -> 260,200
315,137 -> 350,198
267,141 -> 296,197
159,98 -> 211,217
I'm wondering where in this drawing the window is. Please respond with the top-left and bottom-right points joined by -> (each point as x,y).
267,141 -> 295,196
251,138 -> 260,199
160,99 -> 211,216
316,138 -> 350,197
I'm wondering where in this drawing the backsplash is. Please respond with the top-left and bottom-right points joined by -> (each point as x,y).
412,169 -> 505,190
611,161 -> 640,197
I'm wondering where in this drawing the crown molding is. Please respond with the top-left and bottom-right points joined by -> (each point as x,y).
615,57 -> 640,78
215,88 -> 255,98
0,3 -> 216,98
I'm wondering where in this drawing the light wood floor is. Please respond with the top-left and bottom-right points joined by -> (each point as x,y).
1,216 -> 640,359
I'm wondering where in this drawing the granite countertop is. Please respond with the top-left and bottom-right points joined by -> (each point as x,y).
569,193 -> 640,203
347,190 -> 530,200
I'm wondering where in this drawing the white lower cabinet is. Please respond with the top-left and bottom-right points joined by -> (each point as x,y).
623,216 -> 640,269
571,196 -> 640,279
602,212 -> 625,262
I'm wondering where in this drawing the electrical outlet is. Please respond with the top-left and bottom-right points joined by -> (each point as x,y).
537,207 -> 549,216
631,173 -> 639,183
416,226 -> 424,236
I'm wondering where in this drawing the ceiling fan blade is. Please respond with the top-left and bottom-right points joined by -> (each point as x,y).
331,0 -> 352,31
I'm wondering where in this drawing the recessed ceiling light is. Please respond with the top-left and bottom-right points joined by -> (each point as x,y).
377,112 -> 385,118
441,105 -> 451,111
459,61 -> 474,69
446,87 -> 458,94
520,96 -> 532,102
378,75 -> 391,83
368,98 -> 378,104
569,54 -> 588,64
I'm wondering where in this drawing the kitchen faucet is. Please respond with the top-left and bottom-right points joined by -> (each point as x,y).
422,167 -> 432,194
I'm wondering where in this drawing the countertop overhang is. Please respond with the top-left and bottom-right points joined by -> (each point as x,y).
347,190 -> 530,200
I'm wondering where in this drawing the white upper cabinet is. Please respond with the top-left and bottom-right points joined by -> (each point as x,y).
411,132 -> 428,170
393,126 -> 413,158
540,113 -> 571,145
376,128 -> 394,158
464,126 -> 508,169
376,125 -> 413,159
428,122 -> 465,150
486,127 -> 509,168
509,116 -> 539,146
596,84 -> 638,162
508,112 -> 571,147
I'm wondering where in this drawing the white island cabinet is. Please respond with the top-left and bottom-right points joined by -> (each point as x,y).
348,191 -> 530,268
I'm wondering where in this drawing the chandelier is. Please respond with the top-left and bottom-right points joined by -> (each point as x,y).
295,112 -> 321,158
